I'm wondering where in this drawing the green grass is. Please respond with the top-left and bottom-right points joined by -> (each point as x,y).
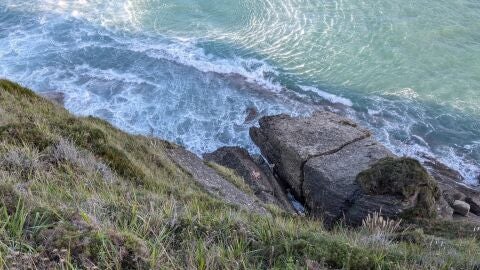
0,79 -> 479,269
207,161 -> 254,195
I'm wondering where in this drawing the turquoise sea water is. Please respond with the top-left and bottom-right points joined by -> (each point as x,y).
0,0 -> 479,183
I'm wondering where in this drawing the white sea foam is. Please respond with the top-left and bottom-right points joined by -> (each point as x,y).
299,85 -> 353,106
385,87 -> 419,100
1,3 -> 478,186
363,97 -> 480,185
128,39 -> 284,93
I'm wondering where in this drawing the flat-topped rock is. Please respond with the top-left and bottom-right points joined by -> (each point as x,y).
250,111 -> 371,197
250,111 -> 456,226
40,91 -> 65,106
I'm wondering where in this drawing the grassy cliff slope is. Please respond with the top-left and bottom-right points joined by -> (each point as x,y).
0,80 -> 479,269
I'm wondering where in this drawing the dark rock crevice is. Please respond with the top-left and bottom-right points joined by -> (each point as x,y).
204,146 -> 296,213
298,132 -> 371,204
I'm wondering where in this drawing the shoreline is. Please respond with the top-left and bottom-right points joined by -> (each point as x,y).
37,81 -> 480,188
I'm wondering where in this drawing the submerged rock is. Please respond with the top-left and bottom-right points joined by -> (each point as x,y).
40,91 -> 65,106
244,106 -> 259,123
204,146 -> 295,213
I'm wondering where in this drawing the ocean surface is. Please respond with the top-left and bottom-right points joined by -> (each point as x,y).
0,0 -> 479,184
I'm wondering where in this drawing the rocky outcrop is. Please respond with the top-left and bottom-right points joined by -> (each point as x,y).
166,145 -> 266,215
421,155 -> 480,221
250,111 -> 372,199
204,147 -> 295,213
40,91 -> 65,106
250,111 -> 470,226
302,139 -> 397,225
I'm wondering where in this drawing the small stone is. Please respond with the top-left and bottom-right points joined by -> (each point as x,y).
452,200 -> 470,216
244,106 -> 259,123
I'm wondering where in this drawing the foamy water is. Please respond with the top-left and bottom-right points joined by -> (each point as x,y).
0,0 -> 479,184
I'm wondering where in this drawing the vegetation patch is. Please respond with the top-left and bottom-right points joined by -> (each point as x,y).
0,80 -> 39,101
0,123 -> 53,151
1,80 -> 479,269
357,157 -> 441,219
411,218 -> 480,240
52,119 -> 145,181
207,161 -> 254,195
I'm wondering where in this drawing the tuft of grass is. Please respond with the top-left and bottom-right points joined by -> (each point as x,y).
0,199 -> 28,241
362,212 -> 402,235
52,119 -> 146,181
0,123 -> 53,151
0,80 -> 39,100
207,161 -> 254,195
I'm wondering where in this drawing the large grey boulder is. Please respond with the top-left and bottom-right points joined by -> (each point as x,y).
204,147 -> 295,213
250,111 -> 446,226
303,138 -> 395,224
250,111 -> 371,198
453,200 -> 470,216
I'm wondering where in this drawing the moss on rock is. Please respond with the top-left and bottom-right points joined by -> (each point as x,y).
357,157 -> 441,219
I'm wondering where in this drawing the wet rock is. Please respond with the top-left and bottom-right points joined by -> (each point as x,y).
452,200 -> 470,216
40,91 -> 65,106
166,145 -> 266,214
244,106 -> 259,123
430,162 -> 480,218
422,155 -> 464,182
204,146 -> 294,212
